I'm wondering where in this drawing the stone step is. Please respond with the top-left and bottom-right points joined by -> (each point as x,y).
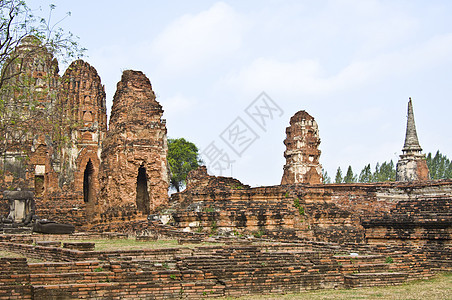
181,256 -> 315,264
344,272 -> 408,288
31,280 -> 224,299
335,255 -> 388,265
180,261 -> 317,270
28,261 -> 104,274
3,227 -> 33,234
182,252 -> 321,260
29,271 -> 114,285
340,263 -> 392,273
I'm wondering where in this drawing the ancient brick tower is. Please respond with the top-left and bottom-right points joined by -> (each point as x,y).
0,36 -> 109,225
0,36 -> 59,191
281,110 -> 323,185
98,70 -> 169,220
58,60 -> 107,217
396,98 -> 430,181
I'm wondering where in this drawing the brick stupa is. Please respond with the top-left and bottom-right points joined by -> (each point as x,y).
396,98 -> 430,181
281,110 -> 323,185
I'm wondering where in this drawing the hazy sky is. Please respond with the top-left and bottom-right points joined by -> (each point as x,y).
29,0 -> 452,186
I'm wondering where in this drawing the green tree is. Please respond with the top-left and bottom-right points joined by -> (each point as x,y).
0,1 -> 84,187
167,138 -> 203,192
372,163 -> 381,182
343,165 -> 356,183
0,1 -> 85,89
322,168 -> 331,184
373,160 -> 396,182
359,164 -> 372,183
335,167 -> 343,183
427,151 -> 452,179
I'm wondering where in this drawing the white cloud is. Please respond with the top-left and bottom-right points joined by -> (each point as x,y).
219,32 -> 452,96
151,2 -> 247,74
160,94 -> 196,117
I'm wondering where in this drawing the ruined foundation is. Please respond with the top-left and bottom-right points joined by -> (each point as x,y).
0,40 -> 450,299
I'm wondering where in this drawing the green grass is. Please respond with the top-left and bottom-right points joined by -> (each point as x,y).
0,250 -> 25,259
61,238 -> 222,251
220,273 -> 452,300
0,250 -> 43,263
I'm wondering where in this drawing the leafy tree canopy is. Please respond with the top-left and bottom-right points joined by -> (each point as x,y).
0,0 -> 85,88
334,167 -> 343,183
343,165 -> 357,183
167,138 -> 203,192
427,150 -> 452,180
322,168 -> 331,184
359,164 -> 372,183
0,1 -> 85,186
328,151 -> 451,184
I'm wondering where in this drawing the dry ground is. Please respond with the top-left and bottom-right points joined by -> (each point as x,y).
223,273 -> 452,300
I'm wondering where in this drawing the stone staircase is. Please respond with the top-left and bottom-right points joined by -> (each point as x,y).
25,258 -> 223,299
177,245 -> 342,297
336,251 -> 435,288
0,242 -> 445,299
0,258 -> 31,300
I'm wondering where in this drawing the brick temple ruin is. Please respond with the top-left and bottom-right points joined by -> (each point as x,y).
281,110 -> 323,185
0,39 -> 450,299
0,39 -> 169,227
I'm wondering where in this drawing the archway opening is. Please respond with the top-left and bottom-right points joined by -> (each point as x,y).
83,159 -> 94,203
34,175 -> 44,196
136,165 -> 150,215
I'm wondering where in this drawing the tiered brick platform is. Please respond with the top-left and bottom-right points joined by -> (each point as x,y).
0,235 -> 446,299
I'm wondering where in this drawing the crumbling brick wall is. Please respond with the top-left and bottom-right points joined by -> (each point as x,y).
172,173 -> 452,245
0,39 -> 108,225
98,70 -> 169,222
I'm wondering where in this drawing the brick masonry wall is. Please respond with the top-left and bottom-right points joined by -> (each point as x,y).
171,179 -> 452,245
0,241 -> 447,299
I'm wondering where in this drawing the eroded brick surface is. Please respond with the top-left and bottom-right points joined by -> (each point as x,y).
281,110 -> 323,185
171,179 -> 452,245
98,70 -> 169,222
0,39 -> 107,225
1,40 -> 170,227
396,99 -> 430,181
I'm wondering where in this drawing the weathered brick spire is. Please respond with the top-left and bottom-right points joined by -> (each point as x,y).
396,98 -> 430,181
98,70 -> 169,219
281,110 -> 323,185
402,97 -> 422,155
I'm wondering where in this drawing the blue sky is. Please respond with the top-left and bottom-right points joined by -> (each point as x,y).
29,0 -> 452,186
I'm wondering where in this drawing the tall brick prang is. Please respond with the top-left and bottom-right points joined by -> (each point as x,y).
98,70 -> 169,219
396,98 -> 430,181
58,60 -> 107,217
281,110 -> 323,185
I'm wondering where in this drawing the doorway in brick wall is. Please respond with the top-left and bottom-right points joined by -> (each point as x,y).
83,159 -> 94,204
136,165 -> 150,215
83,159 -> 96,220
34,175 -> 44,196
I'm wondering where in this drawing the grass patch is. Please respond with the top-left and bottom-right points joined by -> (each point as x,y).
61,238 -> 222,251
0,250 -> 26,259
0,250 -> 43,263
219,273 -> 452,300
293,197 -> 305,216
